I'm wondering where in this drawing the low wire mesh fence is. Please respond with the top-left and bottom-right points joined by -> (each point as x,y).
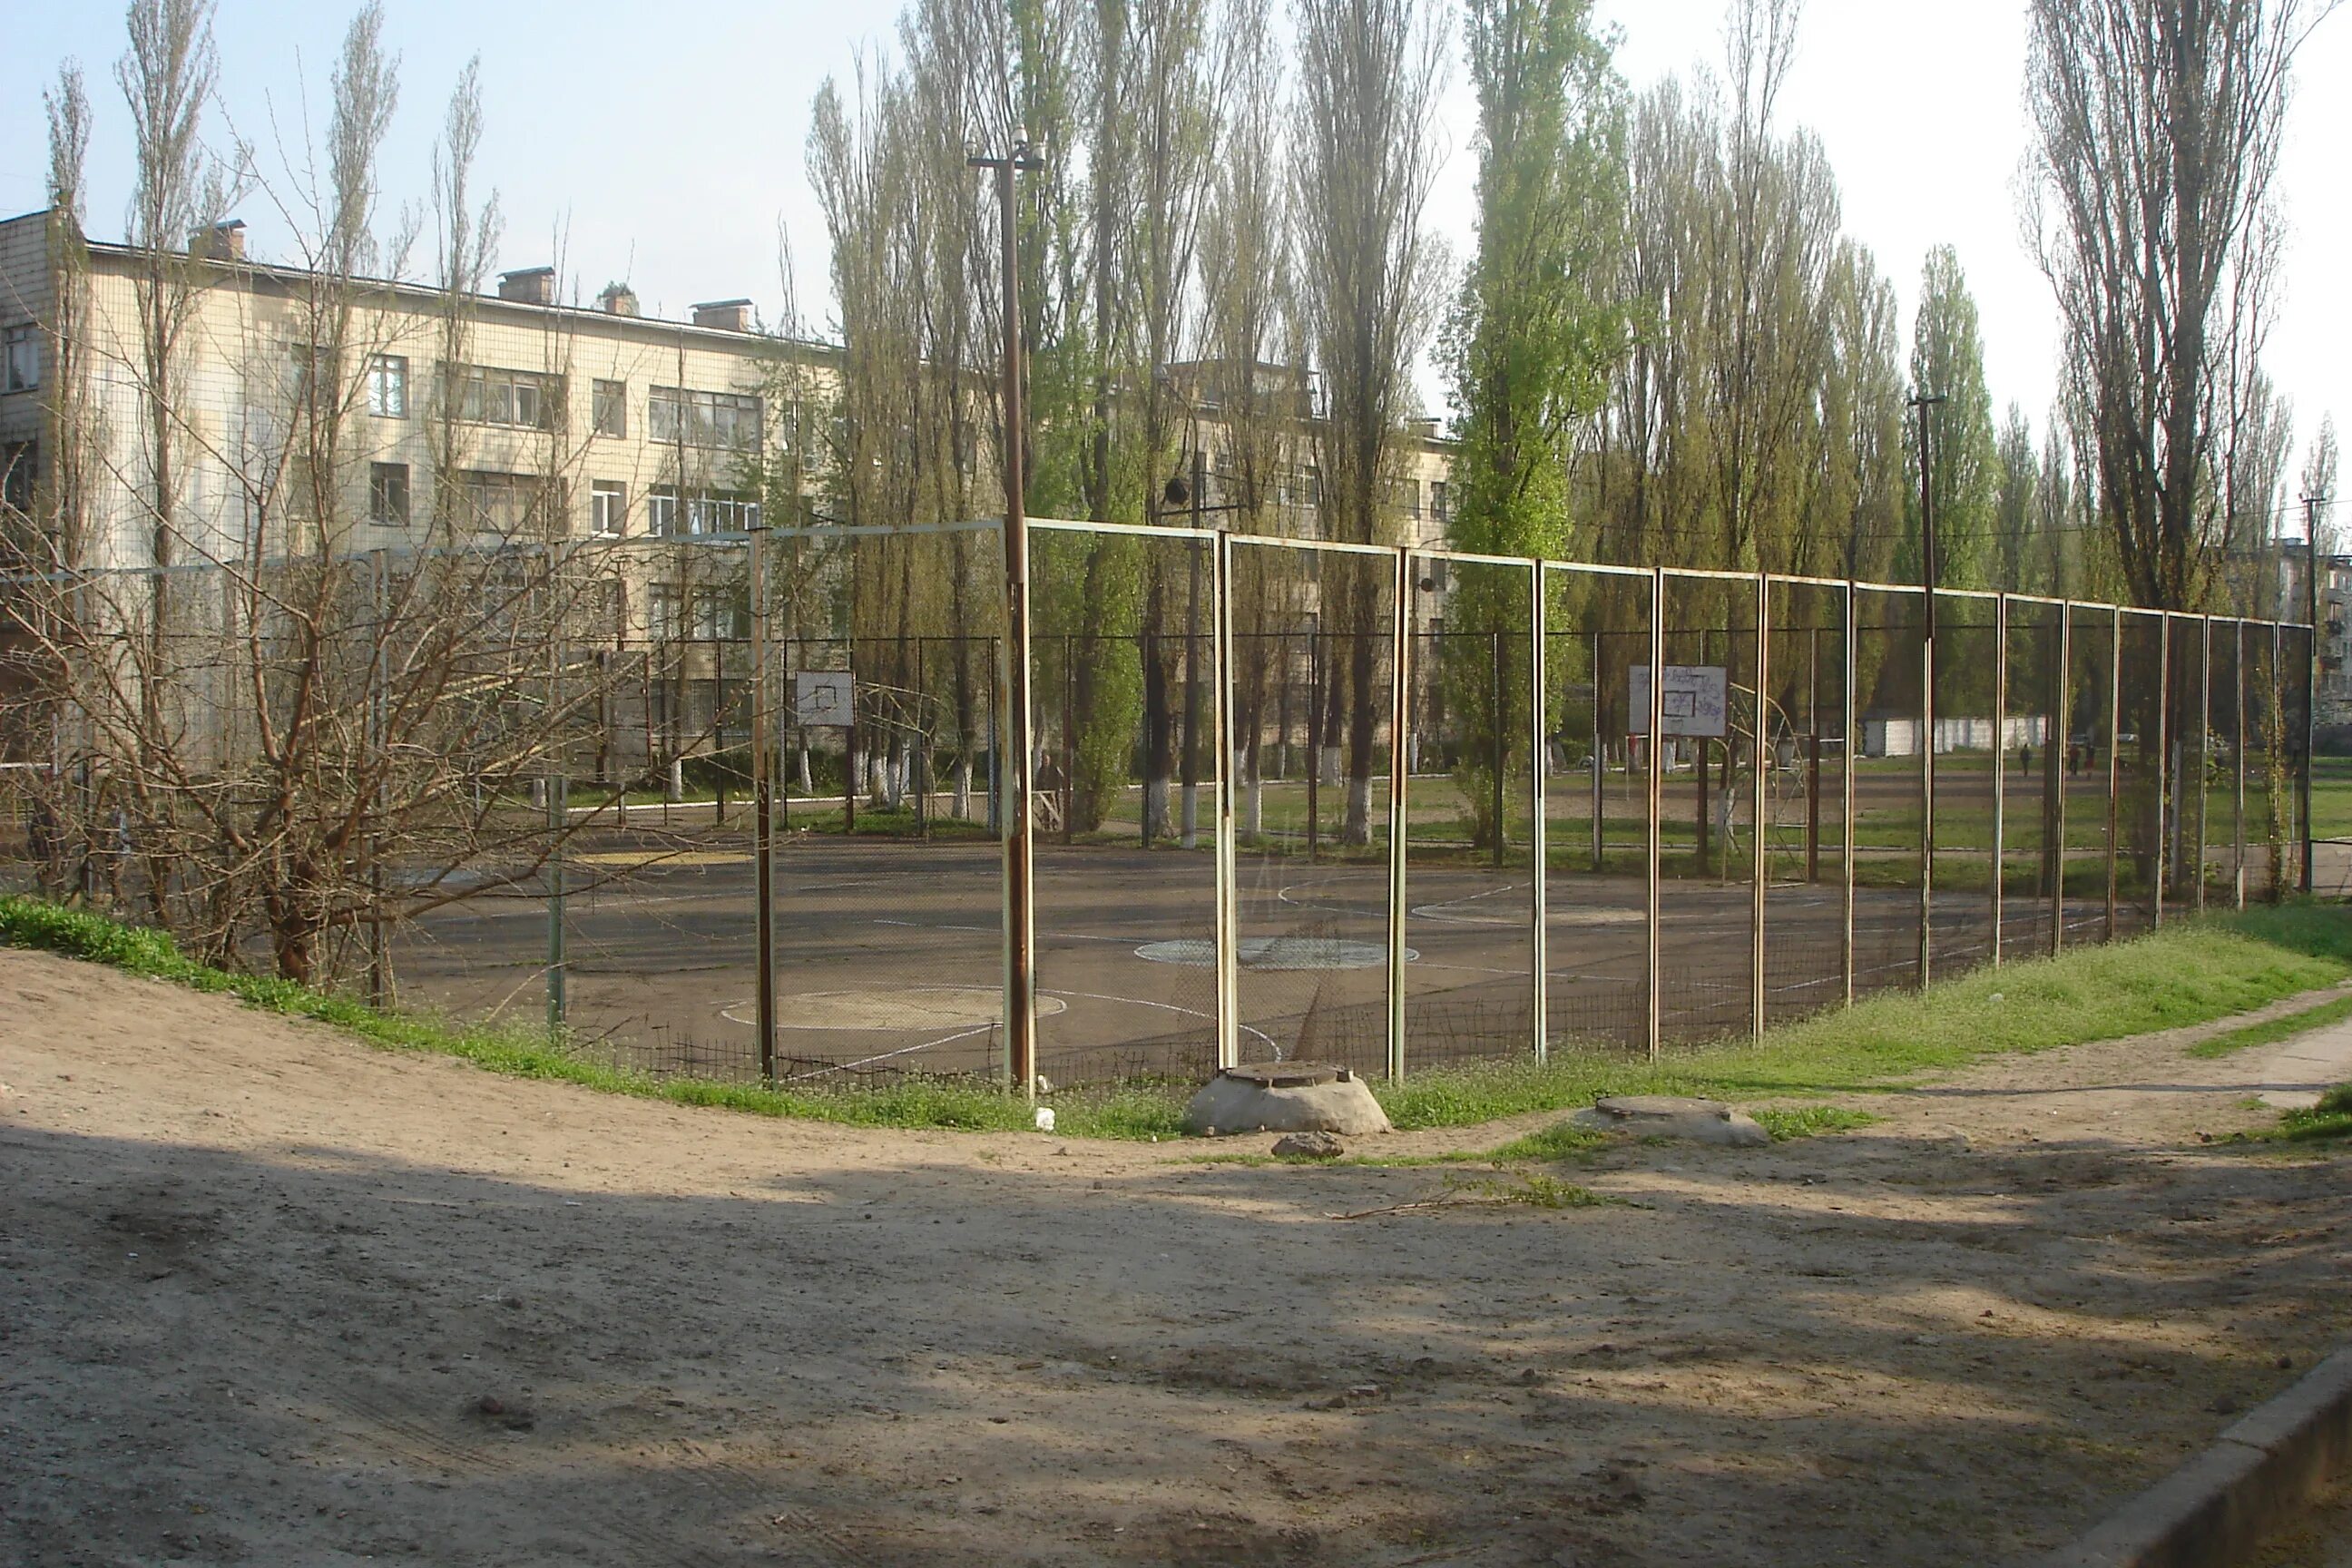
0,521 -> 2316,1089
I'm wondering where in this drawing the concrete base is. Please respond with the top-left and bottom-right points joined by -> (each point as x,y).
1183,1066 -> 1393,1137
1570,1094 -> 1770,1148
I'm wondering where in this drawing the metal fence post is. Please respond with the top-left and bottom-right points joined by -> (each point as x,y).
1842,581 -> 1857,1006
2235,620 -> 2249,910
1920,586 -> 1936,989
1212,532 -> 1239,1072
1524,564 -> 1543,1067
2054,602 -> 2073,954
2153,613 -> 2171,928
750,525 -> 776,1082
1387,546 -> 1413,1083
1751,571 -> 1769,1039
2197,615 -> 2211,914
1646,568 -> 1666,1058
1991,593 -> 2009,967
2106,611 -> 2122,941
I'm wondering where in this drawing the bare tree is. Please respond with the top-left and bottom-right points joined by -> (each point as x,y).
2025,0 -> 2326,611
1292,0 -> 1446,842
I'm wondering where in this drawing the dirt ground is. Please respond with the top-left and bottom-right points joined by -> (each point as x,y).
5,946 -> 2351,1567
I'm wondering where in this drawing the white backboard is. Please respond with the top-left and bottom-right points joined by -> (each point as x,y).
792,670 -> 855,729
1628,665 -> 1729,738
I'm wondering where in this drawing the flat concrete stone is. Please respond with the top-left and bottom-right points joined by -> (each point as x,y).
1183,1065 -> 1393,1137
1570,1094 -> 1770,1149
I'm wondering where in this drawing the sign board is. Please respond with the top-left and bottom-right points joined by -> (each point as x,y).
1628,665 -> 1729,738
792,670 -> 856,729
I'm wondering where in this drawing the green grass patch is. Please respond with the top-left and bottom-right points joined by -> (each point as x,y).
1750,1105 -> 1881,1142
2,893 -> 2347,1143
2187,992 -> 2352,1059
2277,1083 -> 2352,1142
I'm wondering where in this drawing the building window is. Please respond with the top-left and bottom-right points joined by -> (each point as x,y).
693,587 -> 750,641
593,379 -> 627,437
368,463 -> 410,527
4,325 -> 38,393
650,386 -> 762,455
647,485 -> 759,537
448,365 -> 562,429
367,355 -> 407,417
1431,480 -> 1450,524
591,479 -> 626,537
462,470 -> 564,534
647,582 -> 679,639
1389,478 -> 1421,520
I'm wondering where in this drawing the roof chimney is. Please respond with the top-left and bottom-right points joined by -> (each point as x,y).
597,281 -> 640,318
497,267 -> 556,306
691,299 -> 755,333
191,220 -> 245,262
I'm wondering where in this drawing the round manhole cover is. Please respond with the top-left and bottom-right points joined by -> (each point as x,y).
1221,1061 -> 1342,1089
1133,936 -> 1411,971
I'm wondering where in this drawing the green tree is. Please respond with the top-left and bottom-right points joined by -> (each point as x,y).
1904,245 -> 1999,590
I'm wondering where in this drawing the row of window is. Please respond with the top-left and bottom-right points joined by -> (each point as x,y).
367,462 -> 758,536
4,326 -> 38,394
358,354 -> 760,453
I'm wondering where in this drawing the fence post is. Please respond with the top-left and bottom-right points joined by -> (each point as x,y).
1387,547 -> 1413,1083
1530,560 -> 1548,1063
751,524 -> 776,1083
546,770 -> 566,1033
1991,593 -> 2008,967
2235,620 -> 2248,910
1646,568 -> 1666,1058
1750,571 -> 1769,1040
1212,532 -> 1239,1072
2197,616 -> 2211,913
2053,603 -> 2073,955
368,548 -> 388,1010
2116,606 -> 2135,940
2153,613 -> 2171,927
1920,585 -> 1936,989
1842,581 -> 1857,1006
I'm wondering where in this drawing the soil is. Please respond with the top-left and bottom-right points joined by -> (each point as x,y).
4,944 -> 2350,1566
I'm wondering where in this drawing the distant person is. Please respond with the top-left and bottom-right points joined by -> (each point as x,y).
2020,743 -> 2032,776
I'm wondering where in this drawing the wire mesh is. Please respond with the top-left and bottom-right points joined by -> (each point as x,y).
2113,610 -> 2167,938
1403,554 -> 1536,1067
1544,565 -> 1652,1051
1227,537 -> 1396,1075
1852,585 -> 1926,996
1931,592 -> 2002,979
1762,579 -> 1851,1026
2000,601 -> 2065,959
1026,524 -> 1220,1086
1653,571 -> 1758,1041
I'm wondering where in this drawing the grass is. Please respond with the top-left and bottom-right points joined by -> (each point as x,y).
2187,991 -> 2352,1059
1750,1105 -> 1881,1141
1,892 -> 2347,1145
2276,1083 -> 2352,1142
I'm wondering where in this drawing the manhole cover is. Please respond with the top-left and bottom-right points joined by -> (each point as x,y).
1220,1062 -> 1344,1089
1133,936 -> 1411,971
720,987 -> 1068,1031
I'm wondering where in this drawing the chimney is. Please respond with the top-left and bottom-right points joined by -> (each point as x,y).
497,267 -> 556,306
191,220 -> 245,262
691,299 -> 754,333
597,281 -> 640,318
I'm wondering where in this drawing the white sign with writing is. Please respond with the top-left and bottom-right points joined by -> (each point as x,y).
1628,665 -> 1729,738
792,671 -> 856,729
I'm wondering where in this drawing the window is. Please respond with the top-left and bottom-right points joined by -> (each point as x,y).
693,587 -> 750,641
368,463 -> 410,527
448,365 -> 562,429
461,470 -> 564,534
367,355 -> 407,418
593,379 -> 627,437
647,485 -> 759,537
4,325 -> 38,393
647,582 -> 680,639
1431,480 -> 1450,523
650,386 -> 762,455
591,479 -> 626,537
290,342 -> 333,409
1388,478 -> 1421,519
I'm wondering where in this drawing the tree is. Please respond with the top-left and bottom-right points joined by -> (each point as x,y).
2025,0 -> 2317,611
1292,0 -> 1446,842
1993,403 -> 2037,593
1904,246 -> 1998,589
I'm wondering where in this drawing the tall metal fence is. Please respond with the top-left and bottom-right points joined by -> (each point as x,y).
0,518 -> 2314,1091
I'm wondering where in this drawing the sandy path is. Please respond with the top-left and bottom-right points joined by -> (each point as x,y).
4,946 -> 2350,1566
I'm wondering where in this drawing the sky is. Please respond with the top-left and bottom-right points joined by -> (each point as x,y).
0,0 -> 2344,511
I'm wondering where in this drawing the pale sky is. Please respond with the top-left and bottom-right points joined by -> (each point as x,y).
1,0 -> 2343,510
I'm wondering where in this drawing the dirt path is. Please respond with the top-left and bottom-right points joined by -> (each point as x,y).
4,946 -> 2349,1567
